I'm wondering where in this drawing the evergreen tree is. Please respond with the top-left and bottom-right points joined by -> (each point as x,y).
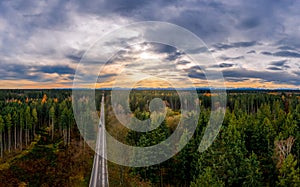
132,116 -> 170,185
49,106 -> 55,141
32,108 -> 38,138
277,154 -> 300,186
191,167 -> 224,187
25,106 -> 31,146
0,115 -> 4,158
5,113 -> 12,153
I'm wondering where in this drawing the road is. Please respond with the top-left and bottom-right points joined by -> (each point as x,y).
89,94 -> 109,187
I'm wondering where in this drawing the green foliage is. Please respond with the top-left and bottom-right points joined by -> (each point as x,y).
241,153 -> 263,186
5,113 -> 12,129
277,154 -> 300,186
0,90 -> 299,186
130,112 -> 170,185
191,167 -> 224,187
49,106 -> 55,119
0,115 -> 4,132
25,106 -> 32,128
31,108 -> 38,125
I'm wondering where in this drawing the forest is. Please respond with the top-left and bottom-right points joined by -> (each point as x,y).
0,89 -> 299,186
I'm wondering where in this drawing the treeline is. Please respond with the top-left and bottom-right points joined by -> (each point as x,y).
0,91 -> 75,159
125,91 -> 300,186
1,89 -> 299,186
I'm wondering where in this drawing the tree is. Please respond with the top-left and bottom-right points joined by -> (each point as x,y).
19,108 -> 24,150
49,106 -> 55,141
41,93 -> 47,104
274,137 -> 295,169
241,153 -> 263,186
277,154 -> 300,186
67,108 -> 73,145
32,108 -> 38,138
132,115 -> 170,186
5,113 -> 12,153
25,106 -> 31,146
0,115 -> 4,158
12,111 -> 18,150
191,167 -> 224,187
61,107 -> 69,146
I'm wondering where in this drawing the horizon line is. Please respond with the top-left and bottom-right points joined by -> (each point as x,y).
0,87 -> 299,91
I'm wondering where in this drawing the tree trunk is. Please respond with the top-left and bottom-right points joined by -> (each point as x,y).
0,132 -> 3,158
63,129 -> 67,146
160,166 -> 163,187
8,128 -> 11,153
25,129 -> 28,147
25,122 -> 27,147
83,118 -> 85,150
52,119 -> 54,141
20,125 -> 22,151
33,123 -> 36,139
3,131 -> 6,155
59,123 -> 62,137
68,124 -> 71,145
14,123 -> 17,150
27,129 -> 30,144
49,112 -> 50,132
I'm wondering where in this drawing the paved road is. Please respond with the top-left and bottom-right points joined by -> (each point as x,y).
89,94 -> 109,187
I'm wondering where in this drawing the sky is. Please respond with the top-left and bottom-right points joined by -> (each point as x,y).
0,0 -> 299,89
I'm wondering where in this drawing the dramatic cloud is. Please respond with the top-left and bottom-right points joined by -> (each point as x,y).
219,56 -> 244,61
34,65 -> 75,75
273,51 -> 300,58
222,68 -> 300,86
269,60 -> 287,67
261,51 -> 300,58
0,0 -> 299,88
267,67 -> 282,71
219,63 -> 235,68
213,41 -> 257,50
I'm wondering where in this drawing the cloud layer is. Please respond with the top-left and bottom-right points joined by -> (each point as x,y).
0,0 -> 299,88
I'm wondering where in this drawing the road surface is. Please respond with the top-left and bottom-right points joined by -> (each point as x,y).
89,94 -> 109,187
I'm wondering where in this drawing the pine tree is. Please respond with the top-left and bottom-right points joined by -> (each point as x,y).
61,107 -> 69,145
132,115 -> 170,185
12,111 -> 18,150
5,113 -> 12,153
32,108 -> 38,138
277,154 -> 300,186
0,115 -> 4,158
19,108 -> 24,150
49,106 -> 55,141
25,106 -> 31,146
191,167 -> 224,187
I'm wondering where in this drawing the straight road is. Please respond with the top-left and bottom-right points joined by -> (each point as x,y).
89,94 -> 109,187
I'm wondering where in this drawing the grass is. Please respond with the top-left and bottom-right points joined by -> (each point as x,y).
0,129 -> 94,186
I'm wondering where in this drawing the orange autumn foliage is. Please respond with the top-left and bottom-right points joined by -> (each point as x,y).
41,94 -> 47,104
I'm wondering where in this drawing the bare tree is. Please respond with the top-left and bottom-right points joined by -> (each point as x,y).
274,136 -> 295,169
